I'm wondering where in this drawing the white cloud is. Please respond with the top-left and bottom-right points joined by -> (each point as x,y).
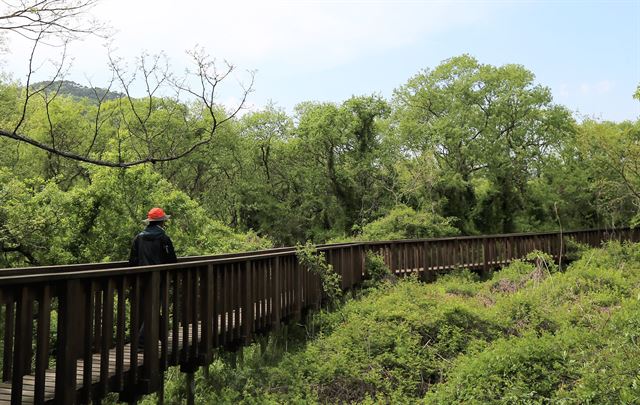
557,83 -> 569,98
572,80 -> 614,96
595,79 -> 613,94
553,80 -> 616,111
580,83 -> 591,95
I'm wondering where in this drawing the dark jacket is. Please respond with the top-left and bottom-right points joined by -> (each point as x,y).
128,224 -> 177,266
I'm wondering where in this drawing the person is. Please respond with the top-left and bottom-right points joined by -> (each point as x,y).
129,207 -> 177,266
129,207 -> 177,351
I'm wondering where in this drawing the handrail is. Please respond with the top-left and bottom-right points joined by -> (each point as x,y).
0,242 -> 362,279
0,227 -> 627,278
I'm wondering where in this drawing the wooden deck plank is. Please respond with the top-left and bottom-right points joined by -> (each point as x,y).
0,321 -> 205,405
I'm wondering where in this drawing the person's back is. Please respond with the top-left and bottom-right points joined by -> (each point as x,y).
128,207 -> 176,350
129,207 -> 177,266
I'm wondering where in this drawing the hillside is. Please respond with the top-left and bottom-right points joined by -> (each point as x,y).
30,80 -> 124,103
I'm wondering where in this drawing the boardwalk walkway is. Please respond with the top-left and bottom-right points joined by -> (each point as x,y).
0,228 -> 637,404
0,323 -> 199,404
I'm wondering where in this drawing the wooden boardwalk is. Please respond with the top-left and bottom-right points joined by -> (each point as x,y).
0,228 -> 636,404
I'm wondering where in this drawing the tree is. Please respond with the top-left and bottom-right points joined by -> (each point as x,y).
393,55 -> 573,233
573,120 -> 640,228
0,165 -> 270,267
293,95 -> 391,236
0,1 -> 253,168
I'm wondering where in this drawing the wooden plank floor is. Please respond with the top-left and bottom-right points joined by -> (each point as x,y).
0,323 -> 199,405
0,298 -> 297,405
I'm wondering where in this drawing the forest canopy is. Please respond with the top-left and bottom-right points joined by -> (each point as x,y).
0,53 -> 639,268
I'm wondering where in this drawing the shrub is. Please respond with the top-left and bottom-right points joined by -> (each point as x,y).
296,242 -> 343,307
435,269 -> 481,297
359,205 -> 459,241
363,251 -> 393,288
426,330 -> 586,404
564,236 -> 591,262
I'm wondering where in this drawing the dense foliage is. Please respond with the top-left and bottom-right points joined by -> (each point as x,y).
144,242 -> 640,404
0,165 -> 270,267
1,54 -> 638,268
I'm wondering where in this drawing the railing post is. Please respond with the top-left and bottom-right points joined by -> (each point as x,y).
11,286 -> 31,405
100,279 -> 114,397
82,281 -> 95,404
200,264 -> 214,362
482,237 -> 489,277
55,279 -> 82,404
390,243 -> 397,274
186,371 -> 195,405
454,239 -> 460,268
243,260 -> 253,345
338,248 -> 346,290
349,246 -> 355,288
359,244 -> 366,284
558,232 -> 563,262
3,296 -> 14,383
422,241 -> 435,282
294,258 -> 302,321
142,271 -> 161,392
159,273 -> 168,373
158,376 -> 165,405
507,236 -> 514,263
272,256 -> 281,330
129,275 -> 141,386
190,269 -> 199,362
35,285 -> 51,405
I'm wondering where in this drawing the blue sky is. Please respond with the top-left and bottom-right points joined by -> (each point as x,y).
4,0 -> 639,121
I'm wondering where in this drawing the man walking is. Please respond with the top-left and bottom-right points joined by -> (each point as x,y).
129,207 -> 177,353
129,207 -> 177,266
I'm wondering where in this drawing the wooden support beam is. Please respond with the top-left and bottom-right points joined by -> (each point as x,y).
34,285 -> 51,405
186,372 -> 195,405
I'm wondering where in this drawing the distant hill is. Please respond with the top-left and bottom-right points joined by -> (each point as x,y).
30,80 -> 124,103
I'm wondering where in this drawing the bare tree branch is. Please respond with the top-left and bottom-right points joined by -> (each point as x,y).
0,0 -> 105,42
0,0 -> 255,168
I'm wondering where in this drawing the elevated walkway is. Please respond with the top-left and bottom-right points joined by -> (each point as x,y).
0,228 -> 636,404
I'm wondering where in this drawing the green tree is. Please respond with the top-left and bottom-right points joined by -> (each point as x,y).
394,55 -> 574,233
0,165 -> 270,267
293,95 -> 392,238
571,119 -> 640,227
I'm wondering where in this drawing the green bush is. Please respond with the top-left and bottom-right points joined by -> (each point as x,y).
426,330 -> 587,404
0,165 -> 272,267
359,205 -> 459,241
363,251 -> 393,288
564,236 -> 591,262
435,268 -> 481,297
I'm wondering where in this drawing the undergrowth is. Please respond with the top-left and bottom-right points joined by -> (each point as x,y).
140,241 -> 640,404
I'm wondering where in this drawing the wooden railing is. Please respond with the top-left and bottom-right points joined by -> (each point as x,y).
0,227 -> 637,404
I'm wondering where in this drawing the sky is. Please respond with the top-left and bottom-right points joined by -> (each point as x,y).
3,0 -> 639,121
